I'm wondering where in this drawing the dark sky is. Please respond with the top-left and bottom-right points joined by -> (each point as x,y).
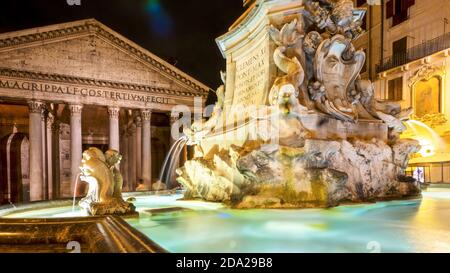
0,0 -> 244,90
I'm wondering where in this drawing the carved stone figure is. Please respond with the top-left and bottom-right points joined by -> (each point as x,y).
176,0 -> 421,209
304,0 -> 365,40
184,72 -> 226,145
314,35 -> 364,122
79,147 -> 135,216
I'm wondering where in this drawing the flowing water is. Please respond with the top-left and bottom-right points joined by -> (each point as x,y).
3,185 -> 450,253
158,136 -> 188,189
405,120 -> 447,157
72,173 -> 81,212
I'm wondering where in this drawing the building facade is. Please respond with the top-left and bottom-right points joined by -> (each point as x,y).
353,0 -> 383,82
374,0 -> 450,183
0,19 -> 209,204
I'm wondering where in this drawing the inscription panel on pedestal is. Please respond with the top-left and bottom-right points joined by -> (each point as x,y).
232,39 -> 271,107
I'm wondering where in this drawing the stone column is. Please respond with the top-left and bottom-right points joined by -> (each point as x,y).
135,115 -> 142,182
69,104 -> 83,196
46,112 -> 54,200
28,100 -> 45,201
141,109 -> 152,187
41,107 -> 48,200
52,120 -> 61,199
121,129 -> 129,191
108,107 -> 120,151
128,124 -> 137,191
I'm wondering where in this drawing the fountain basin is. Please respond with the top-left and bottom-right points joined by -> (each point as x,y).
1,186 -> 450,253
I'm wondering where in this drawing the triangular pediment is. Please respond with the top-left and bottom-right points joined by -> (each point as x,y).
0,19 -> 209,96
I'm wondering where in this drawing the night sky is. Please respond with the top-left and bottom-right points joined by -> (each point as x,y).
0,0 -> 244,90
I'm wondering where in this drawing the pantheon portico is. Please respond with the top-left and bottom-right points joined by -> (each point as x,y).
0,19 -> 209,203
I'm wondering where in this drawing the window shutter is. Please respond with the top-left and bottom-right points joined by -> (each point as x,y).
386,0 -> 394,19
400,0 -> 415,11
406,0 -> 415,9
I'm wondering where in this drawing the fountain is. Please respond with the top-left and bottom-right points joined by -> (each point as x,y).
2,0 -> 450,254
175,0 -> 422,208
158,136 -> 188,190
404,120 -> 447,158
78,147 -> 136,216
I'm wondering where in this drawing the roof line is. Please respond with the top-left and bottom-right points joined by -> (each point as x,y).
0,18 -> 212,94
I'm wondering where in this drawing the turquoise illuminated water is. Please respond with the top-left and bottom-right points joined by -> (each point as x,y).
2,186 -> 450,253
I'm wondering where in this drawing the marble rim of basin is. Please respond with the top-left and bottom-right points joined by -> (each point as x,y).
0,215 -> 167,253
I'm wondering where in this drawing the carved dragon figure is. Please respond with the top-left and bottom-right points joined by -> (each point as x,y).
79,147 -> 135,216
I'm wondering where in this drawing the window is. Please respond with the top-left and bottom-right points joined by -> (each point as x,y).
386,0 -> 394,18
355,0 -> 367,30
386,0 -> 415,26
361,15 -> 367,31
393,37 -> 407,55
356,0 -> 366,7
388,77 -> 403,101
392,37 -> 408,64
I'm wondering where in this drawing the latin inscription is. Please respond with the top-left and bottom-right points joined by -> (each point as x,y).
0,79 -> 170,104
233,41 -> 270,106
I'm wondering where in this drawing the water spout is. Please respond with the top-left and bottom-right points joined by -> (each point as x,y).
158,135 -> 188,189
72,173 -> 81,212
405,120 -> 446,158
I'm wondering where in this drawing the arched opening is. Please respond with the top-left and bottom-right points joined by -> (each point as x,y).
0,133 -> 30,204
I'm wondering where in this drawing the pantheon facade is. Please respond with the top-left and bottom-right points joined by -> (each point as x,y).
0,19 -> 209,204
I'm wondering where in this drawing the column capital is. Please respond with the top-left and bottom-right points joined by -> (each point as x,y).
140,109 -> 152,121
108,106 -> 120,119
69,104 -> 83,116
40,107 -> 49,122
28,100 -> 45,114
135,116 -> 142,127
46,112 -> 55,129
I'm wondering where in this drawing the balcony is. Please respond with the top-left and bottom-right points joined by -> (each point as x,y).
376,32 -> 450,73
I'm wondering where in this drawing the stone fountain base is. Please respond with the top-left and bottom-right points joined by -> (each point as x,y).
79,197 -> 136,216
177,138 -> 421,209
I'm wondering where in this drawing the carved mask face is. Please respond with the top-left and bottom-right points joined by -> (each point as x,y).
315,35 -> 365,120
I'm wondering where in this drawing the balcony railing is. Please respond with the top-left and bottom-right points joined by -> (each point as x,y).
376,32 -> 450,73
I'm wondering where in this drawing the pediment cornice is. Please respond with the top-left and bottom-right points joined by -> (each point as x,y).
0,19 -> 210,96
0,67 -> 207,99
